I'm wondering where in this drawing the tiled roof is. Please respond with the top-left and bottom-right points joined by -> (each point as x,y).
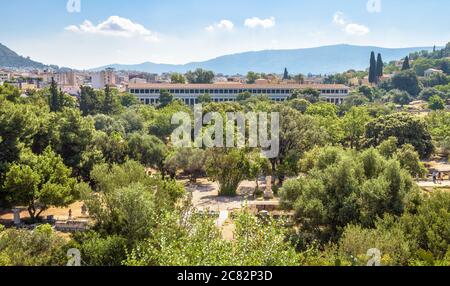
127,83 -> 349,89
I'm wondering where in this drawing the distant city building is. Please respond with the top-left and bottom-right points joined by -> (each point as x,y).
91,68 -> 116,89
55,71 -> 77,87
0,71 -> 11,83
424,68 -> 444,77
127,83 -> 349,106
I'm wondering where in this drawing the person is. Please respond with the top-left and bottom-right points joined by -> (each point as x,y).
432,171 -> 437,184
68,209 -> 73,220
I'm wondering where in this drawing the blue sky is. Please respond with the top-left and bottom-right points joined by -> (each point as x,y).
0,0 -> 449,69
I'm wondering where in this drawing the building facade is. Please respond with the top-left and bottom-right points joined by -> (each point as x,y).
127,83 -> 349,105
92,68 -> 117,89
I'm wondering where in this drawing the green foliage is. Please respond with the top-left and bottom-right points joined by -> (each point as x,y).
0,224 -> 67,266
164,148 -> 207,181
127,133 -> 167,171
2,147 -> 78,220
185,68 -> 214,84
282,147 -> 420,245
287,98 -> 311,113
426,111 -> 450,156
125,210 -> 299,266
402,56 -> 410,71
384,89 -> 413,105
197,93 -> 212,103
364,112 -> 434,158
170,73 -> 186,84
391,70 -> 421,96
428,95 -> 445,110
341,106 -> 371,149
158,89 -> 174,108
246,71 -> 260,84
86,160 -> 184,241
71,231 -> 128,266
206,149 -> 250,196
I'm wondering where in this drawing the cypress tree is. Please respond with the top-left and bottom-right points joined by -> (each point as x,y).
49,77 -> 60,112
376,53 -> 384,78
369,52 -> 377,83
103,85 -> 113,114
402,56 -> 410,71
283,68 -> 289,80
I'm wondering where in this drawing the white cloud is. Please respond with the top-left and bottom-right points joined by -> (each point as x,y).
332,12 -> 370,36
206,20 -> 234,32
332,12 -> 346,26
65,16 -> 160,42
244,17 -> 276,29
345,24 -> 370,36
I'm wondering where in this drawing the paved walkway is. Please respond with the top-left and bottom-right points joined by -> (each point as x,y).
416,181 -> 450,188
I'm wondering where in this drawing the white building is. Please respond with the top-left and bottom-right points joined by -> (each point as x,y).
127,83 -> 350,106
0,71 -> 11,84
91,68 -> 116,89
424,68 -> 444,78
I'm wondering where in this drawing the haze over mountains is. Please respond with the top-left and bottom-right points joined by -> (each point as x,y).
1,43 -> 435,74
92,44 -> 434,75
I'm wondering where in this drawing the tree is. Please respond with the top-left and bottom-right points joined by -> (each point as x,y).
246,72 -> 260,84
287,98 -> 311,113
376,53 -> 384,78
369,51 -> 377,84
86,161 -> 184,241
185,69 -> 214,84
102,85 -> 120,115
158,89 -> 174,108
391,70 -> 421,97
164,148 -> 207,182
79,86 -> 102,116
49,108 -> 95,174
341,106 -> 371,149
364,113 -> 434,159
291,88 -> 321,103
48,78 -> 62,112
271,105 -> 327,184
281,146 -> 420,244
395,144 -> 428,178
236,91 -> 252,102
170,73 -> 186,84
197,93 -> 212,103
2,147 -> 78,220
385,89 -> 413,105
283,68 -> 290,80
120,92 -> 139,108
0,224 -> 67,266
206,149 -> 250,196
428,95 -> 445,110
127,133 -> 167,172
402,56 -> 411,71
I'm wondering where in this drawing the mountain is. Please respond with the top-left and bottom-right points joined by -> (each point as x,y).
93,44 -> 435,75
0,43 -> 47,69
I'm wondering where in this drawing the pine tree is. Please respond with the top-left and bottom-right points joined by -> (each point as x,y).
402,56 -> 410,71
283,68 -> 289,80
49,77 -> 60,112
376,53 -> 384,78
368,52 -> 377,84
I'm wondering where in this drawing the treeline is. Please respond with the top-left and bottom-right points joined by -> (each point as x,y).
1,78 -> 450,266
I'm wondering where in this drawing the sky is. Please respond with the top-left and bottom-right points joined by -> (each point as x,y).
0,0 -> 449,70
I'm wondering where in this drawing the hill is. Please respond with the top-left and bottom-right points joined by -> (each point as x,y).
0,43 -> 47,69
93,44 -> 435,75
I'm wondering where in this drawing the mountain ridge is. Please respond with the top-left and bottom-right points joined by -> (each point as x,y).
0,43 -> 47,69
92,44 -> 435,75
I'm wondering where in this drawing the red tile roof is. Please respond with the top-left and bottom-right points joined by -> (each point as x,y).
127,83 -> 349,89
